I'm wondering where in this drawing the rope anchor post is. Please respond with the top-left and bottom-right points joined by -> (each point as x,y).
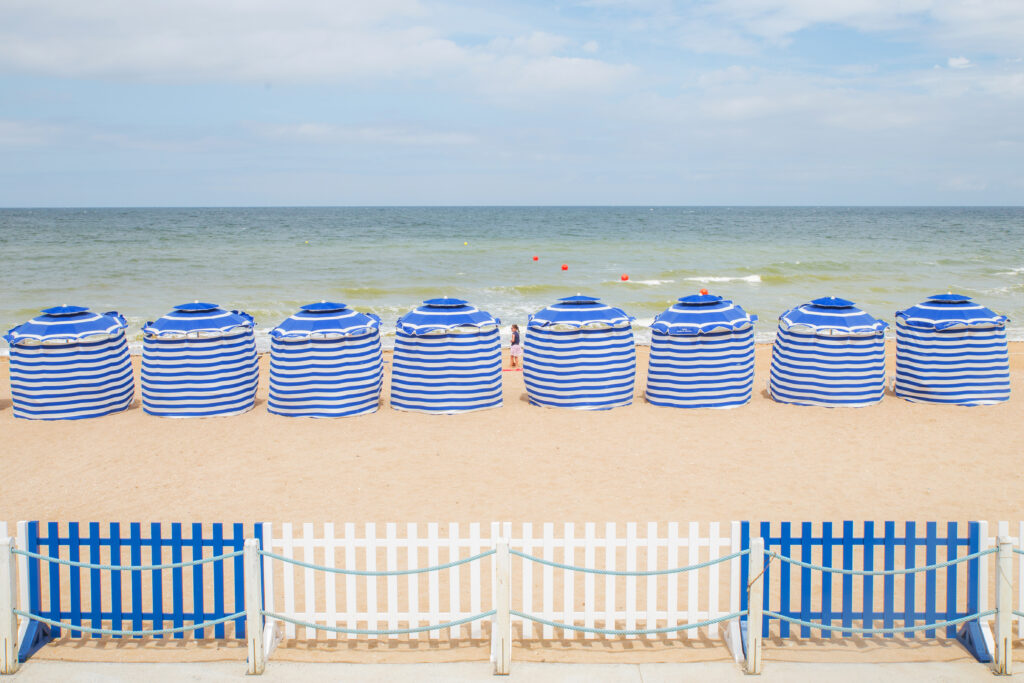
995,536 -> 1013,675
0,537 -> 18,675
745,537 -> 764,675
244,539 -> 265,675
492,539 -> 511,675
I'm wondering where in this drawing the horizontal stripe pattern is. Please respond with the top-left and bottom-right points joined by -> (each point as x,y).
894,321 -> 1010,405
8,333 -> 134,420
769,327 -> 886,407
141,329 -> 259,417
523,326 -> 636,410
645,328 -> 755,408
268,330 -> 384,417
390,328 -> 502,414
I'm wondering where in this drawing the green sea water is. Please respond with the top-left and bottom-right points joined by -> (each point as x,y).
1,206 -> 1021,349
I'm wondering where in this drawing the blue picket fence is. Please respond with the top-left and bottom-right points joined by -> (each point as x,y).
23,522 -> 262,641
740,521 -> 982,639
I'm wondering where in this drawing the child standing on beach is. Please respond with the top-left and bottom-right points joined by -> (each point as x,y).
509,324 -> 522,368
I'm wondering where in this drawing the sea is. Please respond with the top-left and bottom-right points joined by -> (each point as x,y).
1,206 -> 1022,352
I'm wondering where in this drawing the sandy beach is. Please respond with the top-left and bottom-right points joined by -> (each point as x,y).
1,341 -> 1021,524
1,341 -> 1021,667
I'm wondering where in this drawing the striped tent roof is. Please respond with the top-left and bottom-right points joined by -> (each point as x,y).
5,306 -> 127,344
528,295 -> 633,328
396,298 -> 500,334
271,301 -> 381,339
650,294 -> 757,335
143,302 -> 255,336
896,293 -> 1008,330
778,297 -> 887,335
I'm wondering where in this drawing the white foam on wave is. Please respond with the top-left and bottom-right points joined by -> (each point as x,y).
622,279 -> 674,286
684,274 -> 762,284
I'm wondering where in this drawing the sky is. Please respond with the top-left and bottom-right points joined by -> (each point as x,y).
1,0 -> 1023,206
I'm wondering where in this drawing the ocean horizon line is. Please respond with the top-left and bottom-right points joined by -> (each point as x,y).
3,204 -> 1024,211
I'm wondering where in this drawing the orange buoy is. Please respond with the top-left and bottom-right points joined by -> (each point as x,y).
561,264 -> 568,271
533,256 -> 539,261
700,288 -> 708,295
621,274 -> 629,281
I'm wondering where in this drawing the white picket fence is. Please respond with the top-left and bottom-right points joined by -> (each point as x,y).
258,521 -> 743,644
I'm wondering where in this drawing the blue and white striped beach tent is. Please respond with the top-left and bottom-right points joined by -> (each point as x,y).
141,302 -> 259,417
645,293 -> 758,408
523,295 -> 636,410
4,306 -> 134,420
268,302 -> 384,417
390,298 -> 502,414
768,297 -> 888,407
894,293 -> 1010,405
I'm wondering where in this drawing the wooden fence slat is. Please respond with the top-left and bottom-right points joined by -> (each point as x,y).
687,521 -> 699,640
542,522 -> 554,639
470,523 -> 481,639
564,523 -> 575,638
324,522 -> 337,639
625,522 -> 636,639
645,522 -> 657,636
708,521 -> 721,637
427,523 -> 439,637
365,523 -> 377,638
344,523 -> 356,639
584,522 -> 596,640
448,523 -> 460,639
604,523 -> 616,634
667,521 -> 679,635
407,523 -> 419,640
386,523 -> 398,637
281,523 -> 296,639
521,523 -> 533,640
302,523 -> 316,640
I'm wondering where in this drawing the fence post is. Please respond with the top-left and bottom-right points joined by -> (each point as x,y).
244,539 -> 265,675
0,538 -> 18,675
995,536 -> 1013,675
492,539 -> 511,675
745,537 -> 764,675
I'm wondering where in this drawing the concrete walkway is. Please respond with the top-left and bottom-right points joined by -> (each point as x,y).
7,661 -> 1019,682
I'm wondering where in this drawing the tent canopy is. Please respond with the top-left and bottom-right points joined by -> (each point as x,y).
778,296 -> 887,335
271,301 -> 381,339
5,306 -> 127,345
396,298 -> 499,335
650,294 -> 757,335
896,293 -> 1008,330
528,295 -> 633,328
143,302 -> 255,337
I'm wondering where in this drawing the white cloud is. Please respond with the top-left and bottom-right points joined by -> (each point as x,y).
582,40 -> 600,53
0,120 -> 63,147
253,123 -> 478,146
948,56 -> 972,69
0,0 -> 633,103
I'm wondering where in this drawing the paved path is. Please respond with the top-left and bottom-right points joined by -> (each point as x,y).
8,661 -> 1019,682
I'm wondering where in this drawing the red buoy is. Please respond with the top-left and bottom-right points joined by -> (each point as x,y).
621,274 -> 629,281
532,256 -> 539,261
561,264 -> 568,271
700,288 -> 708,295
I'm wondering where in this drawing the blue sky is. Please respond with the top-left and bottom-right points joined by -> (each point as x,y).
1,0 -> 1022,206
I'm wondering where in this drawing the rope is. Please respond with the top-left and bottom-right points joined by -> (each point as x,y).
510,609 -> 746,636
509,548 -> 749,576
762,609 -> 996,635
12,548 -> 243,572
258,548 -> 495,576
261,610 -> 496,635
1013,611 -> 1024,619
13,609 -> 244,637
1014,549 -> 1024,556
765,547 -> 995,576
